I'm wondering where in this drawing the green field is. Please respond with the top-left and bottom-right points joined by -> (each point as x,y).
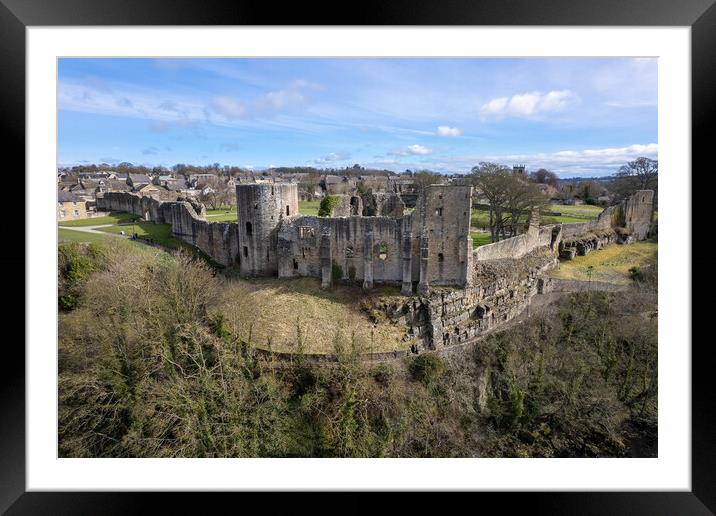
471,231 -> 492,248
202,201 -> 320,221
547,203 -> 604,219
96,221 -> 189,250
59,212 -> 137,227
58,228 -> 115,245
205,207 -> 238,222
550,240 -> 657,285
299,200 -> 320,216
471,205 -> 602,231
541,214 -> 594,225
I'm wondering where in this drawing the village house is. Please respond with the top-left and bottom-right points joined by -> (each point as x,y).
57,190 -> 88,221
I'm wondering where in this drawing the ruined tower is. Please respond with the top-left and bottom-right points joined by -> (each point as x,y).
236,183 -> 298,276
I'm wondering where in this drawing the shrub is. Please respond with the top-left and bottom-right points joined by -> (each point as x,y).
318,195 -> 339,216
58,243 -> 97,311
331,263 -> 344,283
409,353 -> 444,384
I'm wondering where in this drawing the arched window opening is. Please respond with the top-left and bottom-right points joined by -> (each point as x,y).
245,221 -> 253,235
438,253 -> 444,262
286,205 -> 290,216
378,242 -> 388,260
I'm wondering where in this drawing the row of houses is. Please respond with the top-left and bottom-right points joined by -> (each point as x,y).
57,171 -> 242,221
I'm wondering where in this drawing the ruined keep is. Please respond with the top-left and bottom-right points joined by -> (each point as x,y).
96,186 -> 654,355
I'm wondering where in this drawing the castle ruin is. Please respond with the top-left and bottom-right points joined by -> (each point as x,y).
97,185 -> 654,354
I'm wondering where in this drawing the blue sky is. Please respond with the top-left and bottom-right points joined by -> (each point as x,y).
58,57 -> 657,177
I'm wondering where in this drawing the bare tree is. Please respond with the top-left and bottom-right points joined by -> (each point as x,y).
472,162 -> 548,241
613,157 -> 658,205
530,168 -> 558,187
471,163 -> 513,242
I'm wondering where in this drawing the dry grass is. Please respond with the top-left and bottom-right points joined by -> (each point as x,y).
550,241 -> 657,285
218,276 -> 409,354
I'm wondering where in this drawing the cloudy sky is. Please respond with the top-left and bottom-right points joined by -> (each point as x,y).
58,57 -> 657,177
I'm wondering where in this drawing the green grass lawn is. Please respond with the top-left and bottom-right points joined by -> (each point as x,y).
202,201 -> 320,220
471,206 -> 602,230
547,203 -> 604,219
471,231 -> 493,248
59,212 -> 137,227
299,200 -> 320,216
96,221 -> 189,250
541,214 -> 594,225
205,207 -> 238,222
58,228 -> 116,245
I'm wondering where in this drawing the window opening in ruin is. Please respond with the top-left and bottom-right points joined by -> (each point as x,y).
271,186 -> 275,195
435,207 -> 443,216
243,246 -> 248,258
293,259 -> 298,270
299,226 -> 314,239
379,242 -> 388,260
438,253 -> 444,262
302,248 -> 305,258
266,248 -> 270,260
255,204 -> 258,209
245,221 -> 253,235
286,205 -> 290,216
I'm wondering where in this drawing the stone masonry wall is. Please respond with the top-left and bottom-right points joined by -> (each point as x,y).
373,247 -> 558,351
97,192 -> 239,267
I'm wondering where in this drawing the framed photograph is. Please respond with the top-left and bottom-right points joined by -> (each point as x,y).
5,0 -> 709,512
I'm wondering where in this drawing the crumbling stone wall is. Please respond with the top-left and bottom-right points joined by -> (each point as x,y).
372,247 -> 558,351
277,215 -> 406,287
360,190 -> 405,217
96,192 -> 238,267
276,184 -> 472,292
411,185 -> 473,293
559,190 -> 654,259
331,194 -> 363,217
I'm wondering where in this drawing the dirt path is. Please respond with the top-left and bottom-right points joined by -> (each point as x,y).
59,224 -> 124,236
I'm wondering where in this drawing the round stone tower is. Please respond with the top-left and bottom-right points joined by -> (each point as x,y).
236,183 -> 298,276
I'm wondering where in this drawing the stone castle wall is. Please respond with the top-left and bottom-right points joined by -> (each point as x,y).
97,192 -> 239,267
95,188 -> 654,357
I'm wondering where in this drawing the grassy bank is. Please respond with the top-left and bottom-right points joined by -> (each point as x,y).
59,212 -> 136,227
550,240 -> 657,285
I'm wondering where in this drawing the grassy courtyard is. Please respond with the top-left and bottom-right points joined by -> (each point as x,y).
550,240 -> 657,285
219,276 -> 409,355
298,200 -> 321,216
202,200 -> 321,221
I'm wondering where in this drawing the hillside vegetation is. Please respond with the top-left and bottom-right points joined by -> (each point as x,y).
57,240 -> 657,458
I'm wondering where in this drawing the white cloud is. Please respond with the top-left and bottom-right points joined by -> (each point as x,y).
407,144 -> 431,155
423,143 -> 658,176
480,89 -> 576,119
387,144 -> 433,157
437,125 -> 461,137
210,96 -> 246,119
314,151 -> 351,164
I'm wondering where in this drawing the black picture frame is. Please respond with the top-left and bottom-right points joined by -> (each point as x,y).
3,0 -> 707,513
